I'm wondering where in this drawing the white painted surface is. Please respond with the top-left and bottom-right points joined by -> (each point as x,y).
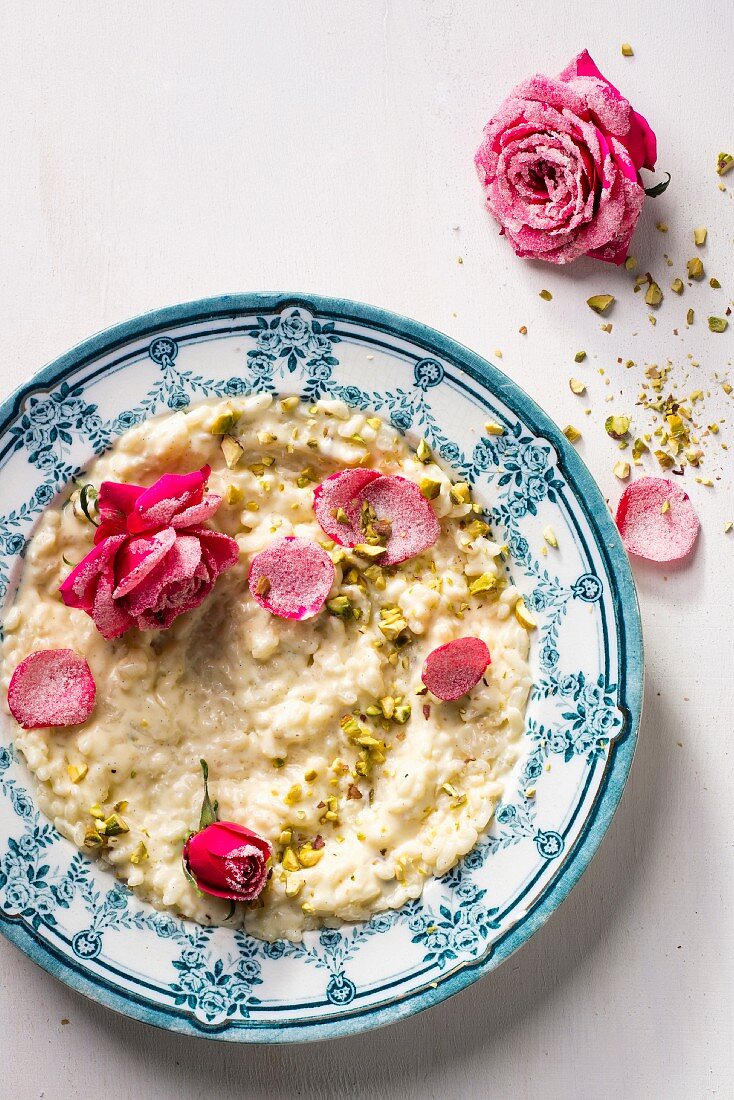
0,1 -> 731,1096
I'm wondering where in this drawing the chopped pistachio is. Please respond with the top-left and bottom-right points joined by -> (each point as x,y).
226,483 -> 244,505
671,278 -> 684,295
280,395 -> 300,412
569,378 -> 586,395
710,277 -> 721,289
296,467 -> 317,488
326,595 -> 354,619
693,226 -> 707,246
543,526 -> 558,549
644,281 -> 663,307
724,521 -> 733,533
632,437 -> 649,460
102,813 -> 129,837
353,543 -> 387,559
272,758 -> 285,769
257,431 -> 277,445
284,878 -> 303,898
449,482 -> 471,505
419,478 -> 441,501
687,257 -> 705,280
393,703 -> 412,725
89,803 -> 105,820
514,597 -> 537,630
624,256 -> 637,271
221,435 -> 244,469
613,460 -> 631,481
661,500 -> 671,514
465,518 -> 490,539
468,572 -> 498,595
654,449 -> 675,469
282,847 -> 300,872
67,763 -> 88,784
366,417 -> 382,431
484,421 -> 505,436
333,506 -> 350,525
209,409 -> 239,435
284,785 -> 302,806
539,289 -> 553,301
416,438 -> 432,463
377,609 -> 409,641
301,902 -> 315,915
304,768 -> 318,783
605,415 -> 631,440
621,42 -> 634,56
724,383 -> 733,395
563,424 -> 581,443
340,714 -> 363,739
687,308 -> 695,325
297,844 -> 323,868
379,695 -> 395,719
130,841 -> 148,864
708,316 -> 728,333
716,152 -> 734,176
587,294 -> 614,315
254,575 -> 271,597
655,222 -> 668,233
84,826 -> 105,849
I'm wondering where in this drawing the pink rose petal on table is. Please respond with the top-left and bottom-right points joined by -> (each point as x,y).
356,476 -> 440,566
313,468 -> 382,545
422,637 -> 492,702
248,536 -> 335,620
7,649 -> 96,729
615,478 -> 699,563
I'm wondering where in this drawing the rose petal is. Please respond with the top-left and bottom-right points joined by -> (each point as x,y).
128,465 -> 211,532
249,536 -> 335,620
422,637 -> 492,702
170,493 -> 222,529
124,534 -> 203,617
184,821 -> 271,901
313,468 -> 382,545
60,534 -> 127,612
112,527 -> 177,599
616,477 -> 699,563
355,476 -> 440,566
8,649 -> 96,729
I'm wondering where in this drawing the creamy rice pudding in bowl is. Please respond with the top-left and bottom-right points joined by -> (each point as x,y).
2,395 -> 533,942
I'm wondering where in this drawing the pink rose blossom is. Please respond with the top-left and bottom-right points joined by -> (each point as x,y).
183,821 -> 272,902
60,465 -> 239,639
475,50 -> 658,265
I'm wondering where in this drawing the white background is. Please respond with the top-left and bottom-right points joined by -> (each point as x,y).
0,2 -> 732,1097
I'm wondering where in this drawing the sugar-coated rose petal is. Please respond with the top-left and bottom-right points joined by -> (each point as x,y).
183,821 -> 272,902
8,649 -> 96,729
127,465 -> 211,533
313,468 -> 382,545
169,493 -> 222,529
422,637 -> 492,701
357,476 -> 440,565
112,527 -> 177,599
249,536 -> 335,620
125,535 -> 203,618
60,534 -> 127,612
616,478 -> 699,563
95,480 -> 145,541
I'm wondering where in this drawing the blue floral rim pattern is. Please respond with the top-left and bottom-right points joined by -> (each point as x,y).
0,294 -> 643,1042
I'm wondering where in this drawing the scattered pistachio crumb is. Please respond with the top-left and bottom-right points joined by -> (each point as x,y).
716,152 -> 734,176
539,289 -> 552,301
645,281 -> 663,307
67,763 -> 88,784
416,438 -> 432,463
569,378 -> 586,395
574,350 -> 587,363
661,500 -> 671,514
708,316 -> 728,333
601,322 -> 613,333
605,415 -> 631,440
724,521 -> 733,533
671,278 -> 684,295
130,842 -> 148,865
693,226 -> 707,246
587,294 -> 615,315
709,277 -> 721,289
484,421 -> 505,436
624,256 -> 637,271
419,478 -> 441,501
687,309 -> 695,325
563,424 -> 581,443
613,461 -> 631,481
543,526 -> 558,549
220,435 -> 244,469
687,257 -> 705,280
621,42 -> 634,56
655,222 -> 668,233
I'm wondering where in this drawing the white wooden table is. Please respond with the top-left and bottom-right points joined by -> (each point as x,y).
1,2 -> 731,1096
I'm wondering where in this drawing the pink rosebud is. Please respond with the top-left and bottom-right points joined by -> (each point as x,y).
183,821 -> 272,902
60,465 -> 239,639
475,50 -> 658,265
182,760 -> 271,903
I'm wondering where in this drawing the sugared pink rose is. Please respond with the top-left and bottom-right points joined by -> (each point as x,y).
475,50 -> 658,265
60,465 -> 239,639
183,821 -> 272,902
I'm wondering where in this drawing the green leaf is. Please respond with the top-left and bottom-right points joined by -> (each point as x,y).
76,482 -> 99,526
198,758 -> 219,830
643,172 -> 671,198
